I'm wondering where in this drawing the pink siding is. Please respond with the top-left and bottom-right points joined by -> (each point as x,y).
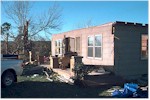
52,22 -> 114,66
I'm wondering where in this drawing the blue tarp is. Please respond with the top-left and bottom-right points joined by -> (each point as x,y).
124,83 -> 138,92
112,83 -> 139,98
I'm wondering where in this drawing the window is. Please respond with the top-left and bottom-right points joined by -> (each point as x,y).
88,37 -> 94,57
95,35 -> 102,58
55,39 -> 62,55
55,41 -> 58,54
141,35 -> 148,59
87,35 -> 102,58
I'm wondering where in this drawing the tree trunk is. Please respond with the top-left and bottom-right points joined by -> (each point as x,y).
5,33 -> 9,54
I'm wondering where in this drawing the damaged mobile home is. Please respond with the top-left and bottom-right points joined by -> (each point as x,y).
50,21 -> 148,80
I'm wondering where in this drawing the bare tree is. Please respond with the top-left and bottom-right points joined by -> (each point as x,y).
2,1 -> 62,56
4,1 -> 31,28
75,18 -> 94,29
3,1 -> 62,37
29,3 -> 62,36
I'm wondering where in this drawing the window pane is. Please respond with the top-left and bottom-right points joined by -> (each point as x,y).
60,40 -> 62,47
142,41 -> 148,47
95,47 -> 101,58
88,47 -> 93,57
142,51 -> 148,58
95,36 -> 101,46
88,37 -> 94,46
58,40 -> 60,46
57,40 -> 59,47
55,41 -> 57,46
142,47 -> 147,51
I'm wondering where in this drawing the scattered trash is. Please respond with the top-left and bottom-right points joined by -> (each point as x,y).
25,62 -> 30,65
43,70 -> 73,83
140,86 -> 148,91
88,67 -> 110,75
43,70 -> 55,82
107,86 -> 122,93
57,76 -> 69,83
97,67 -> 106,73
56,75 -> 74,84
31,74 -> 39,78
43,71 -> 50,78
46,77 -> 53,82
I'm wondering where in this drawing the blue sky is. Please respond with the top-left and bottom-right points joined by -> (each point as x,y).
1,1 -> 148,40
59,1 -> 148,32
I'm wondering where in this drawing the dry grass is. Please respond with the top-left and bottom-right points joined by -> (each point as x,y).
1,64 -> 113,98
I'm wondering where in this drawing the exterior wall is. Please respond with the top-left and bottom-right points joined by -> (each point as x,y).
81,23 -> 114,66
114,22 -> 148,79
51,21 -> 148,79
51,23 -> 114,66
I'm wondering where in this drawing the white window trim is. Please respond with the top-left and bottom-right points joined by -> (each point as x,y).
94,34 -> 102,59
55,39 -> 63,56
87,34 -> 102,59
87,36 -> 94,59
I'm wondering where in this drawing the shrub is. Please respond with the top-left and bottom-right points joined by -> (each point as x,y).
72,62 -> 89,80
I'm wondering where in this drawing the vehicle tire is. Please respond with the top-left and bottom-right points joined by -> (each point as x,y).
1,71 -> 15,87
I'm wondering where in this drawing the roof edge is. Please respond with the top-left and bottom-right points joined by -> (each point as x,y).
52,22 -> 114,36
114,21 -> 148,27
52,21 -> 148,37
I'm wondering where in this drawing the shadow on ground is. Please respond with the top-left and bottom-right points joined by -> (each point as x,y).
84,74 -> 126,86
1,81 -> 112,98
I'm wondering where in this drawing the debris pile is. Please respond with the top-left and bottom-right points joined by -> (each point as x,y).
31,74 -> 39,78
88,67 -> 110,75
43,68 -> 73,84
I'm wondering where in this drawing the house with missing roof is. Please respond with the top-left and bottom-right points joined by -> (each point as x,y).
51,21 -> 148,80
